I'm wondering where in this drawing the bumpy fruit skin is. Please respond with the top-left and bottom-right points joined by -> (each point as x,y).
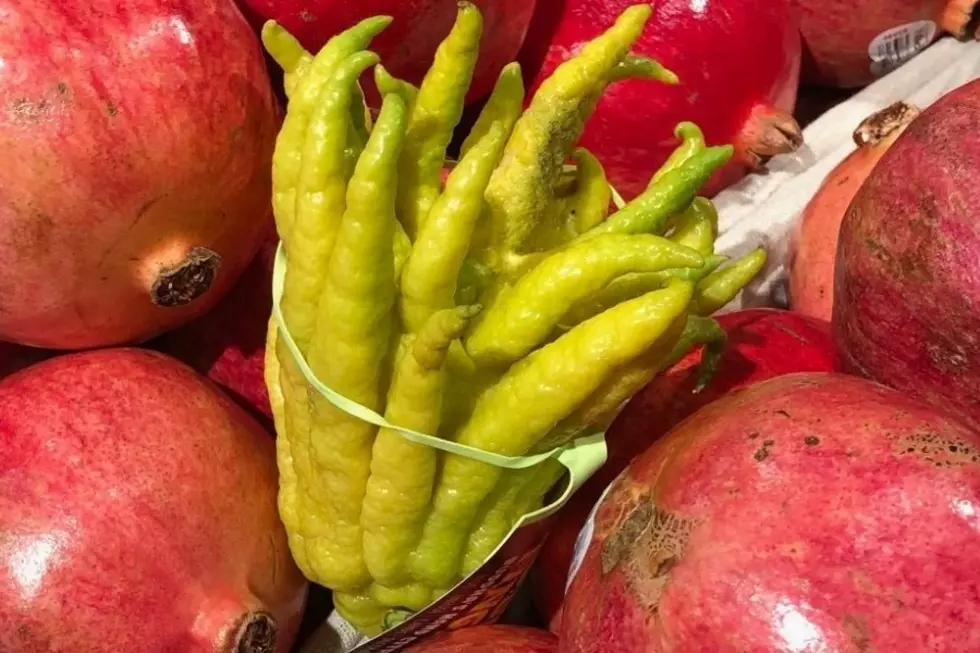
834,79 -> 980,430
237,0 -> 537,103
533,309 -> 835,633
561,373 -> 980,653
0,349 -> 308,653
0,0 -> 279,349
519,0 -> 802,198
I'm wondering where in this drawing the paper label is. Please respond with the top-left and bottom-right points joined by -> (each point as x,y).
869,21 -> 937,78
564,480 -> 615,593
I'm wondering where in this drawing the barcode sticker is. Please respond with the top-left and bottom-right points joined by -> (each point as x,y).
868,21 -> 938,77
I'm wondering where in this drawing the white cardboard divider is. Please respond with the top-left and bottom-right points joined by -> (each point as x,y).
713,36 -> 980,313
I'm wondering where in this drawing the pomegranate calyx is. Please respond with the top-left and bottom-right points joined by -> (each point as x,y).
852,102 -> 921,147
232,611 -> 279,653
150,246 -> 222,307
737,104 -> 803,170
193,594 -> 282,653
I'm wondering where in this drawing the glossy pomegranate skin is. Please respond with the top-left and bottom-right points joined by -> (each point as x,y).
237,0 -> 537,104
532,309 -> 835,633
561,373 -> 980,653
834,79 -> 980,430
520,0 -> 803,198
0,0 -> 278,349
0,349 -> 307,653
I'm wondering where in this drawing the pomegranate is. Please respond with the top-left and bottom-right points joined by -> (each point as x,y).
561,373 -> 980,653
236,0 -> 537,104
532,309 -> 836,633
0,349 -> 308,653
789,102 -> 920,322
402,625 -> 558,652
797,0 -> 979,89
834,78 -> 980,429
518,0 -> 803,199
0,0 -> 279,349
158,227 -> 278,426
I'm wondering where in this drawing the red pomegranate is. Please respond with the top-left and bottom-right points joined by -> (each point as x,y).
532,309 -> 836,633
0,0 -> 279,349
796,0 -> 979,89
519,0 -> 803,199
561,373 -> 980,653
789,102 -> 920,322
834,79 -> 980,430
0,349 -> 308,653
236,0 -> 537,104
402,625 -> 558,652
159,227 -> 278,426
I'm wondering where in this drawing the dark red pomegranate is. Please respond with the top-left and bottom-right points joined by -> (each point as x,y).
519,0 -> 803,199
532,309 -> 836,633
561,373 -> 980,652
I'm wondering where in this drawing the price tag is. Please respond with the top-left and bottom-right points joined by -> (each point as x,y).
869,21 -> 938,77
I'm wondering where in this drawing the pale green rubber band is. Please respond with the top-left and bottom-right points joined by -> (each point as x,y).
269,168 -> 629,525
271,243 -> 607,480
561,162 -> 627,211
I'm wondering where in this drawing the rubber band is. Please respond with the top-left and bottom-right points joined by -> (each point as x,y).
270,247 -> 610,523
268,174 -> 630,523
